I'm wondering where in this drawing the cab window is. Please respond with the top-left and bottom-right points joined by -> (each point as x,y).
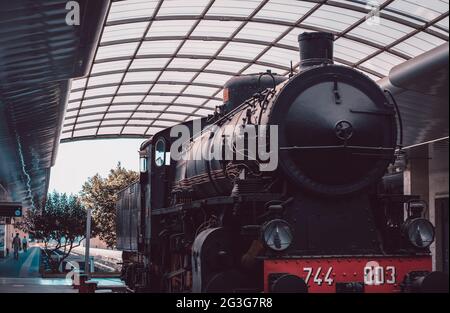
155,138 -> 166,167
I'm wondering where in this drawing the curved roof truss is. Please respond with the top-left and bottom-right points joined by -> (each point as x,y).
62,0 -> 449,142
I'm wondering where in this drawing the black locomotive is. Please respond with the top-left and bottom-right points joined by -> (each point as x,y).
116,32 -> 448,293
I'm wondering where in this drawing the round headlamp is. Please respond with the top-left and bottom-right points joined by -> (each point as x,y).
261,219 -> 293,252
403,218 -> 435,248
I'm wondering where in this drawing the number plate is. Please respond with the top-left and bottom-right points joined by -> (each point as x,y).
264,256 -> 431,293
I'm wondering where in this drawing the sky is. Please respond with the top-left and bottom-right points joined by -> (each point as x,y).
48,139 -> 144,195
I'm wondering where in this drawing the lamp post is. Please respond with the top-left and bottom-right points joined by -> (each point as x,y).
84,207 -> 92,279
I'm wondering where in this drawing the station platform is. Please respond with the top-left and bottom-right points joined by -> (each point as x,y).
0,246 -> 125,293
0,277 -> 77,293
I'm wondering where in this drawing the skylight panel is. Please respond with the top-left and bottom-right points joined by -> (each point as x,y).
146,126 -> 166,135
113,95 -> 144,103
165,105 -> 197,114
143,104 -> 169,111
206,0 -> 263,18
195,73 -> 233,85
74,121 -> 100,130
130,58 -> 170,69
108,0 -> 159,22
360,52 -> 406,76
67,101 -> 81,110
153,120 -> 179,128
254,0 -> 316,23
91,60 -> 130,74
303,5 -> 365,32
168,57 -> 209,69
104,112 -> 133,120
160,112 -> 194,120
159,71 -> 197,82
137,40 -> 182,55
69,91 -> 83,101
348,18 -> 415,46
80,103 -> 109,115
77,112 -> 104,121
206,60 -> 248,73
118,84 -> 151,94
150,84 -> 185,94
73,129 -> 97,137
88,73 -> 124,87
258,47 -> 299,67
144,95 -> 176,103
109,104 -> 138,112
236,22 -> 289,42
71,78 -> 86,90
96,42 -> 139,60
220,42 -> 266,59
434,16 -> 449,30
65,110 -> 78,119
122,126 -> 148,134
184,85 -> 220,97
60,132 -> 72,140
133,111 -> 160,119
191,20 -> 243,38
124,71 -> 160,83
174,96 -> 208,106
101,22 -> 149,43
97,126 -> 124,135
178,40 -> 224,56
102,119 -> 129,126
84,87 -> 117,98
127,119 -> 153,125
82,97 -> 114,107
392,31 -> 447,57
146,20 -> 197,38
386,0 -> 447,23
158,0 -> 210,16
334,38 -> 378,63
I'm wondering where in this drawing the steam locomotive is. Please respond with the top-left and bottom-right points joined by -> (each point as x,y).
116,32 -> 448,293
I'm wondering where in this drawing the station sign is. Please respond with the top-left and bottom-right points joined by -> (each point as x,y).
0,202 -> 22,217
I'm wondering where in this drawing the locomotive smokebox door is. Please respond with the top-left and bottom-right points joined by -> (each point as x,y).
270,65 -> 397,196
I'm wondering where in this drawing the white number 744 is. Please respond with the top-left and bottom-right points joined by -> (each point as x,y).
303,267 -> 334,286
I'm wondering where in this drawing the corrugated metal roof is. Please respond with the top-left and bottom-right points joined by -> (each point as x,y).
0,0 -> 109,206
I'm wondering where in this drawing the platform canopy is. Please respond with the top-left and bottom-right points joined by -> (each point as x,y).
62,0 -> 449,142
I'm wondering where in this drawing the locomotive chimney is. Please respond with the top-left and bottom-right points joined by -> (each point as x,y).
298,32 -> 334,70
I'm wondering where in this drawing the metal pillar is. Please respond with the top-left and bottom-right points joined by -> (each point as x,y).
84,208 -> 92,278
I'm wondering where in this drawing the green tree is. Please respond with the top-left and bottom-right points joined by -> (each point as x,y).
17,192 -> 90,272
80,163 -> 138,248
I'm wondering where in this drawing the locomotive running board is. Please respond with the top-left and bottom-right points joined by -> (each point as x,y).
152,193 -> 282,216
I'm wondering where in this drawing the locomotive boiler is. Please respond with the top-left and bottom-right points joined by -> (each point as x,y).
116,32 -> 448,293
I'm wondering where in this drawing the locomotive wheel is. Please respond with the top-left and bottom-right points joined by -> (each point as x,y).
204,269 -> 252,293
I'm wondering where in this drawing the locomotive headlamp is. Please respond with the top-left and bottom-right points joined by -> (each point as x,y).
403,218 -> 435,249
261,219 -> 293,252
